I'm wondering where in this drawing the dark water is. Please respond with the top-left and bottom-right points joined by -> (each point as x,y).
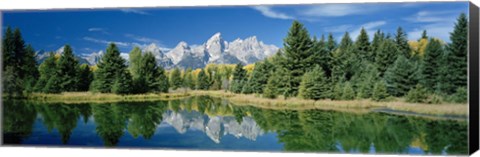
2,96 -> 468,155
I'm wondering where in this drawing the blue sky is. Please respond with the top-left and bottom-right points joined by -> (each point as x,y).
1,2 -> 469,55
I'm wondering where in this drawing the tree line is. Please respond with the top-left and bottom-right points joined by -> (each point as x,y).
2,13 -> 468,103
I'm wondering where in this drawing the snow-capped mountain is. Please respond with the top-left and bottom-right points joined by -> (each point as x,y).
35,32 -> 279,69
36,46 -> 90,65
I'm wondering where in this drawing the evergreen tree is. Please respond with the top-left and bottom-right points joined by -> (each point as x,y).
3,66 -> 23,96
421,30 -> 428,40
442,13 -> 468,94
330,32 -> 358,82
56,45 -> 79,91
370,30 -> 385,61
91,43 -> 128,93
169,68 -> 183,90
245,60 -> 274,94
230,63 -> 247,93
278,20 -> 315,97
331,82 -> 343,100
420,39 -> 444,92
78,64 -> 93,91
405,84 -> 428,103
44,72 -> 62,93
341,82 -> 355,100
326,33 -> 337,52
394,27 -> 411,58
312,36 -> 332,77
34,52 -> 57,92
2,27 -> 14,71
372,81 -> 389,101
351,62 -> 380,99
196,69 -> 210,90
385,55 -> 418,96
375,39 -> 400,76
298,66 -> 330,100
22,45 -> 39,93
263,73 -> 281,99
112,69 -> 134,94
137,52 -> 169,93
354,28 -> 370,60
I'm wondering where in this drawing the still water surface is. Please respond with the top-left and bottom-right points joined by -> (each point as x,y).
2,96 -> 468,155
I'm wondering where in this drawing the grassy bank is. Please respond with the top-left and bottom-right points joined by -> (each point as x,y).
190,90 -> 468,117
25,92 -> 191,103
21,90 -> 468,117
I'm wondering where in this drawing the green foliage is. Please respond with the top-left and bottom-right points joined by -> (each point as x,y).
341,82 -> 355,100
372,81 -> 389,101
370,30 -> 385,61
354,28 -> 370,60
230,63 -> 247,93
278,20 -> 315,97
169,68 -> 183,90
78,64 -> 93,91
326,33 -> 337,52
112,69 -> 134,94
385,55 -> 418,97
420,39 -> 444,92
56,45 -> 80,91
331,83 -> 343,100
351,62 -> 380,99
2,66 -> 23,97
244,60 -> 273,94
137,52 -> 169,93
441,13 -> 468,94
128,46 -> 143,79
196,70 -> 210,90
44,72 -> 62,94
449,87 -> 467,103
91,43 -> 128,93
394,27 -> 411,58
183,68 -> 195,89
405,84 -> 428,103
375,39 -> 400,76
263,73 -> 281,99
298,66 -> 330,100
34,52 -> 57,92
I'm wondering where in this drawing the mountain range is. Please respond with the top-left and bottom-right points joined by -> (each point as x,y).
36,33 -> 279,69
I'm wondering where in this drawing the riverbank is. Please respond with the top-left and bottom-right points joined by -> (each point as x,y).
18,90 -> 468,117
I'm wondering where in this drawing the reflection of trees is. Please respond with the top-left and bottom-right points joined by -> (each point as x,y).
3,100 -> 37,144
233,105 -> 467,155
92,104 -> 128,147
125,101 -> 167,139
35,103 -> 80,144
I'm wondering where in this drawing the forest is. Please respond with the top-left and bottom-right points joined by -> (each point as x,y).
2,13 -> 468,104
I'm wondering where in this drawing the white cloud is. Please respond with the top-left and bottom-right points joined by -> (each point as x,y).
83,37 -> 130,47
88,27 -> 109,34
120,9 -> 150,15
125,34 -> 159,44
301,4 -> 380,17
406,10 -> 459,41
120,53 -> 130,61
252,6 -> 294,20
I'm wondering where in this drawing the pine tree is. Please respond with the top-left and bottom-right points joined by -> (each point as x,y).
44,72 -> 62,93
137,52 -> 169,93
331,82 -> 343,100
298,66 -> 330,100
405,84 -> 428,103
91,43 -> 128,93
351,62 -> 380,99
34,52 -> 57,92
326,33 -> 337,52
169,68 -> 183,90
112,69 -> 134,94
421,30 -> 428,40
278,20 -> 315,97
196,69 -> 210,90
341,82 -> 355,100
263,73 -> 281,99
354,28 -> 370,60
394,27 -> 412,58
56,45 -> 79,91
2,27 -> 14,71
3,66 -> 23,96
330,32 -> 358,82
420,39 -> 444,92
22,45 -> 39,93
230,63 -> 247,93
442,13 -> 468,94
372,81 -> 389,101
244,60 -> 274,94
375,39 -> 400,76
312,36 -> 332,77
385,55 -> 418,96
78,64 -> 93,91
370,30 -> 385,61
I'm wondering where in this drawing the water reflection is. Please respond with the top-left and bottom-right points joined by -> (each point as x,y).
2,96 -> 468,155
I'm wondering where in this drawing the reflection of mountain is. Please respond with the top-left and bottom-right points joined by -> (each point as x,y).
162,110 -> 263,143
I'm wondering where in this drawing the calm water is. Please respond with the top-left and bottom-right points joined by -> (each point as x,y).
2,96 -> 468,155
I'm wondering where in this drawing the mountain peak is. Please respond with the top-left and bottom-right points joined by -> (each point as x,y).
177,41 -> 189,48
